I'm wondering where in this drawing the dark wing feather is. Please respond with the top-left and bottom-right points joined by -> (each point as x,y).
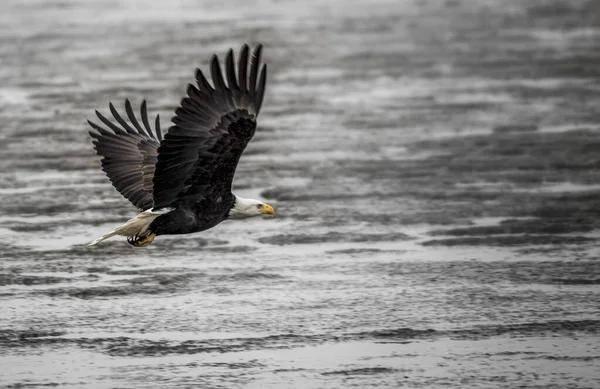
88,100 -> 162,210
152,44 -> 267,209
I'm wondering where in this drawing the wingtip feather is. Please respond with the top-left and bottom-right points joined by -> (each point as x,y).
249,44 -> 263,95
238,44 -> 249,93
196,68 -> 214,93
256,64 -> 267,115
110,101 -> 137,135
211,54 -> 226,92
125,98 -> 149,137
226,48 -> 239,91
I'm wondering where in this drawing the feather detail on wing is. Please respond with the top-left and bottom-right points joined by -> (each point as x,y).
151,44 -> 268,209
88,100 -> 162,210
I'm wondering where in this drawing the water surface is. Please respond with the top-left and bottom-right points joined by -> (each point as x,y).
1,0 -> 600,388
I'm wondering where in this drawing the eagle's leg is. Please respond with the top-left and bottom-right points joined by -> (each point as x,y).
127,232 -> 156,247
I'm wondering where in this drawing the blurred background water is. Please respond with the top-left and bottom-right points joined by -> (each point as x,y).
1,0 -> 600,388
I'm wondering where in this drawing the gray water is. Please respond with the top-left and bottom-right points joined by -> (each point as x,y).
1,0 -> 600,388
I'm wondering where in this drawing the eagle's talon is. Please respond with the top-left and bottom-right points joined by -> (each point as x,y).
128,233 -> 156,247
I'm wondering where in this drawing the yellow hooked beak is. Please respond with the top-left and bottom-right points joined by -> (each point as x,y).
260,204 -> 275,215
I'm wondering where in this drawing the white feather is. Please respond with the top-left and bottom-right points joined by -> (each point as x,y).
228,196 -> 263,218
87,208 -> 172,246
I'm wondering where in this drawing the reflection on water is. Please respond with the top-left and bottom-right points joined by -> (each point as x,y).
1,0 -> 600,387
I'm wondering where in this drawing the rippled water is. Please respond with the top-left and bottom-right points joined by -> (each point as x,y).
1,0 -> 600,388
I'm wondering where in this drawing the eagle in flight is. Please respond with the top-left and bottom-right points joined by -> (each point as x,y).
87,44 -> 274,247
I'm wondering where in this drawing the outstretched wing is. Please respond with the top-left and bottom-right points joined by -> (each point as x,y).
152,44 -> 267,209
88,100 -> 163,210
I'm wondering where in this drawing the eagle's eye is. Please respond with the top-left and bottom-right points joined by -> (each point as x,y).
257,204 -> 264,210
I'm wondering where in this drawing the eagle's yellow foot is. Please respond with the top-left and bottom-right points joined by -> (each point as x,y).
127,233 -> 156,247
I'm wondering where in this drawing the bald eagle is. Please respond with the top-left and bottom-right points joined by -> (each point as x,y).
87,44 -> 274,247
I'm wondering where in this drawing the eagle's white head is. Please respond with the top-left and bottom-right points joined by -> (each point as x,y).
228,196 -> 275,218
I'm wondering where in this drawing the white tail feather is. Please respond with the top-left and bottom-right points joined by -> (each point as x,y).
87,209 -> 171,246
88,231 -> 119,246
